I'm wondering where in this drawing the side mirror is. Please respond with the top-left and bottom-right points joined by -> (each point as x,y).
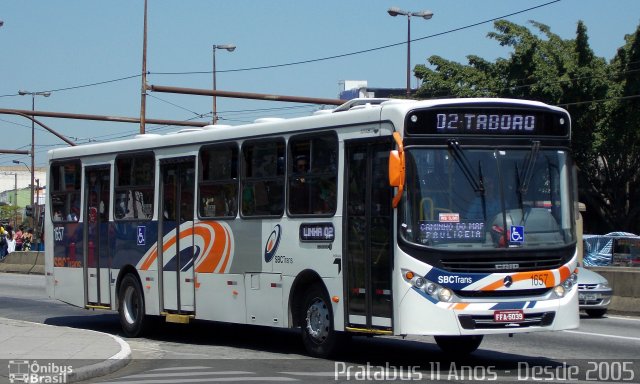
389,150 -> 404,187
388,132 -> 405,208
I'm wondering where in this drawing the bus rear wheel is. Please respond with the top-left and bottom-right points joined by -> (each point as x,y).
118,273 -> 151,337
300,285 -> 339,358
434,335 -> 483,355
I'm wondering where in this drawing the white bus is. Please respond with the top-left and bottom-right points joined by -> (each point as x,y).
45,98 -> 579,357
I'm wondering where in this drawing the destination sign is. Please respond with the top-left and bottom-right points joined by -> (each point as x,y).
419,220 -> 485,244
405,107 -> 569,137
300,223 -> 335,242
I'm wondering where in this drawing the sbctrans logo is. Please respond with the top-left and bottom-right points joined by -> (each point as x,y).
8,360 -> 73,383
264,224 -> 282,263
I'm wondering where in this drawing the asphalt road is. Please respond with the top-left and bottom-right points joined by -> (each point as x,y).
1,273 -> 639,383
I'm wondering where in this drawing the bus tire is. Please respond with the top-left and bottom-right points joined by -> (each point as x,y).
300,285 -> 339,358
434,335 -> 483,355
118,273 -> 150,337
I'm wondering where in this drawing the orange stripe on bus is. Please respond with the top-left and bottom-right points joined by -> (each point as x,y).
140,246 -> 158,271
480,270 -> 556,291
194,222 -> 228,273
217,226 -> 232,273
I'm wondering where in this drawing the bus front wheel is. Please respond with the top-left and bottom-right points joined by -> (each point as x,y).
300,285 -> 340,358
118,273 -> 150,337
434,335 -> 483,355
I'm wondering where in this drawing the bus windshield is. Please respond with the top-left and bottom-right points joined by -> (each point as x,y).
400,146 -> 575,249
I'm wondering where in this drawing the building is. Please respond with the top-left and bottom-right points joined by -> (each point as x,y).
0,166 -> 47,226
338,80 -> 410,100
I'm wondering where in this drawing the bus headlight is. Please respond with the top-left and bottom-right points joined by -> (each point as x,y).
554,272 -> 577,298
438,288 -> 453,302
553,285 -> 565,298
402,269 -> 456,303
562,279 -> 574,291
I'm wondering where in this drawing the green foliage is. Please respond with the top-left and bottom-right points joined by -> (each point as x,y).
414,20 -> 640,234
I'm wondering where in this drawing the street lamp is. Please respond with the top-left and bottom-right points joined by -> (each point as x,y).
212,44 -> 236,124
387,7 -> 434,98
16,90 -> 49,227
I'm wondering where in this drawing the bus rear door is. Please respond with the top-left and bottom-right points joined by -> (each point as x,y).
159,158 -> 196,313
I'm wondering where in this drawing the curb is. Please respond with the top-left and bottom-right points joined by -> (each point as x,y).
67,330 -> 132,383
0,318 -> 131,383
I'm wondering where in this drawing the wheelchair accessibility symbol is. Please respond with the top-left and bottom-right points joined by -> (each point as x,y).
137,226 -> 146,246
510,226 -> 524,243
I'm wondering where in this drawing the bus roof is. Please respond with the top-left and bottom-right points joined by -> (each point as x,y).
48,97 -> 568,162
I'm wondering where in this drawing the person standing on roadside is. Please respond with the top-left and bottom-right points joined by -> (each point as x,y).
15,226 -> 23,252
22,228 -> 34,252
0,225 -> 7,258
5,225 -> 16,254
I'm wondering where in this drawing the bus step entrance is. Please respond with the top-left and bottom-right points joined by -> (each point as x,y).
162,312 -> 194,324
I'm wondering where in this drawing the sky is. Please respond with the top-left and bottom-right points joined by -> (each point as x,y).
1,0 -> 639,171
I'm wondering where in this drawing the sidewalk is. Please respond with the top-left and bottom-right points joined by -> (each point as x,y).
0,317 -> 130,383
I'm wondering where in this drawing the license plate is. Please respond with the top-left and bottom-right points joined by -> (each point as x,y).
494,310 -> 524,323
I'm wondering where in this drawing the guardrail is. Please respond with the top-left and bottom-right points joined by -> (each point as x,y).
0,251 -> 44,275
590,266 -> 640,315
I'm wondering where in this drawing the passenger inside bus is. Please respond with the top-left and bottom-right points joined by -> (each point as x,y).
290,155 -> 309,213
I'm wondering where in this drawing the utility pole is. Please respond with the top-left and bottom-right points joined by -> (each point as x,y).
140,0 -> 148,134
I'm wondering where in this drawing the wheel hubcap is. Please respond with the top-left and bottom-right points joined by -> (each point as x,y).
305,298 -> 330,343
123,286 -> 138,325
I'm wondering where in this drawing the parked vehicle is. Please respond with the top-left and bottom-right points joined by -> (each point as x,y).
577,267 -> 612,318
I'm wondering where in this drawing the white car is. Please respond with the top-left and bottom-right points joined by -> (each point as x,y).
577,267 -> 612,318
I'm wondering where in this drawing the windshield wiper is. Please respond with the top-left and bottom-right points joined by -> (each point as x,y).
519,140 -> 540,195
448,140 -> 483,193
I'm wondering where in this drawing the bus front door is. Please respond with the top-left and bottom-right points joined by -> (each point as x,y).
344,140 -> 393,332
84,166 -> 111,307
159,158 -> 196,313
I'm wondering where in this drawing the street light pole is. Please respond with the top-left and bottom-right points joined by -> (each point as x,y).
14,173 -> 17,226
18,90 -> 50,229
212,44 -> 236,124
387,7 -> 434,98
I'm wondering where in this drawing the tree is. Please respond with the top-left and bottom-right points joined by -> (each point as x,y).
585,25 -> 640,231
414,20 -> 640,234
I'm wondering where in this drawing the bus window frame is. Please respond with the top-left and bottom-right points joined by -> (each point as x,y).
49,159 -> 82,223
113,152 -> 155,222
198,142 -> 239,219
286,131 -> 339,217
240,138 -> 286,219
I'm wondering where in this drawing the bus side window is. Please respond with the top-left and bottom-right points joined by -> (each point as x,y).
49,161 -> 82,223
287,132 -> 338,216
241,139 -> 285,217
199,143 -> 239,218
114,153 -> 155,220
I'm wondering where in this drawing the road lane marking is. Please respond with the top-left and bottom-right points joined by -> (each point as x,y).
563,329 -> 640,342
606,315 -> 640,322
